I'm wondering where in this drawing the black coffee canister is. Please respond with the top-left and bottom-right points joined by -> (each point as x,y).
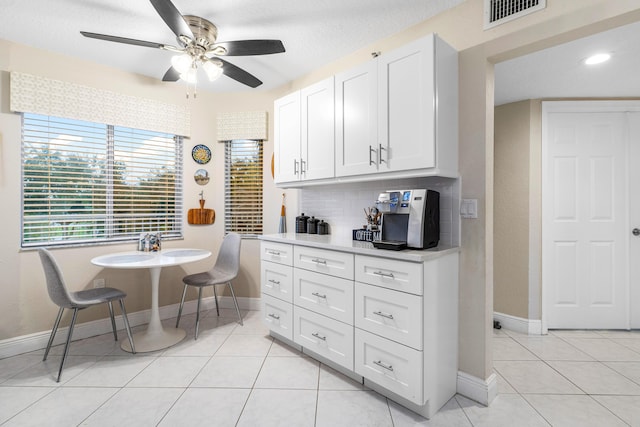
307,216 -> 319,234
317,220 -> 329,235
296,213 -> 310,233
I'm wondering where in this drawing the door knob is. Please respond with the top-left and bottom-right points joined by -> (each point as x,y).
633,228 -> 640,236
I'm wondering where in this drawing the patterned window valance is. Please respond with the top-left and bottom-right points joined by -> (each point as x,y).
217,111 -> 268,141
10,72 -> 191,137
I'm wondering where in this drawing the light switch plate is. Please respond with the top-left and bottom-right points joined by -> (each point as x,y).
460,199 -> 478,219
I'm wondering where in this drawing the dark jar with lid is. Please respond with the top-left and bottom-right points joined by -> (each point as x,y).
307,216 -> 320,234
317,220 -> 329,235
295,213 -> 310,233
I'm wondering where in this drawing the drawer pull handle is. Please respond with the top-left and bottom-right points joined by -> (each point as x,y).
373,310 -> 394,320
268,313 -> 280,320
373,271 -> 395,279
312,292 -> 327,299
312,332 -> 327,341
373,360 -> 394,372
311,258 -> 327,265
268,279 -> 281,285
268,250 -> 282,256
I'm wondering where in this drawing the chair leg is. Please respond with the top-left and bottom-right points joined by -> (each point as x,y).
228,282 -> 243,326
213,285 -> 220,316
44,307 -> 64,361
57,307 -> 78,383
108,301 -> 118,341
195,287 -> 203,340
119,299 -> 136,354
176,284 -> 188,328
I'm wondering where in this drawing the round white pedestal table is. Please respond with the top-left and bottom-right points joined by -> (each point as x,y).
91,248 -> 211,352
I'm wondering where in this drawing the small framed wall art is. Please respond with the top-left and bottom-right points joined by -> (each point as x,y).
192,144 -> 211,164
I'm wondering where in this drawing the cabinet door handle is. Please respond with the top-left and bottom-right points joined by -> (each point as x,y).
373,360 -> 394,372
369,145 -> 377,166
300,159 -> 306,174
312,332 -> 327,341
267,250 -> 282,256
312,292 -> 327,299
373,310 -> 394,320
311,258 -> 327,265
268,313 -> 280,320
378,144 -> 386,164
373,270 -> 395,279
294,159 -> 299,175
268,279 -> 281,285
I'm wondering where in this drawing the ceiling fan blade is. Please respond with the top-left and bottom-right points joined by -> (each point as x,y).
214,40 -> 286,56
162,67 -> 181,82
218,58 -> 262,88
80,31 -> 165,49
149,0 -> 193,40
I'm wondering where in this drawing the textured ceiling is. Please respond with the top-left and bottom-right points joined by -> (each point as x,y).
0,0 -> 465,92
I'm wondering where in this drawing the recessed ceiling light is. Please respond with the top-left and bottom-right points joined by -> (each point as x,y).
584,53 -> 611,65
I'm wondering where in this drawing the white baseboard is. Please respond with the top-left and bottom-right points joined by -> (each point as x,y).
493,311 -> 543,335
457,371 -> 497,406
0,296 -> 260,359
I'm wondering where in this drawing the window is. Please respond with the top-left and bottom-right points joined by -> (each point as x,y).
22,113 -> 183,247
224,139 -> 263,236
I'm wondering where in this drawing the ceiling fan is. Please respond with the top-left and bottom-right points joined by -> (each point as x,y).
80,0 -> 285,88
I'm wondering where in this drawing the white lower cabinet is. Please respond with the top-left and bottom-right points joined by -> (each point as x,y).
355,328 -> 423,404
261,240 -> 458,419
294,306 -> 354,370
354,282 -> 422,350
262,293 -> 293,341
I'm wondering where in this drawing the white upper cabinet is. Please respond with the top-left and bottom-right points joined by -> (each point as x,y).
335,60 -> 378,177
274,91 -> 301,184
274,77 -> 335,184
301,77 -> 335,181
336,34 -> 458,179
274,33 -> 457,186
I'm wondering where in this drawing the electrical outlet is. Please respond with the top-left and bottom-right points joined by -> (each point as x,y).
93,278 -> 105,288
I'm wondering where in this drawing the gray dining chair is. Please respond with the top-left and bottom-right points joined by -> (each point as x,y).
38,248 -> 136,382
176,233 -> 243,339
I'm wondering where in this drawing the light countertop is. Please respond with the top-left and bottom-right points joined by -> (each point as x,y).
259,233 -> 459,262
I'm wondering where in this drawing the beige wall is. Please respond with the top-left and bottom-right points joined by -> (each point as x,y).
494,101 -> 533,318
1,0 -> 640,388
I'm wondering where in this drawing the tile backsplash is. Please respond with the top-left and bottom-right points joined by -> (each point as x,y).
298,176 -> 460,247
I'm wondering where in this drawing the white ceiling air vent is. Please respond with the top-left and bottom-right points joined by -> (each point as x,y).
484,0 -> 546,29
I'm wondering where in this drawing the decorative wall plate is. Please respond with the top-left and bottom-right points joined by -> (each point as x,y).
194,169 -> 210,185
192,144 -> 211,164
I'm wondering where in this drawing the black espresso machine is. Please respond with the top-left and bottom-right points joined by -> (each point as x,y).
373,189 -> 440,250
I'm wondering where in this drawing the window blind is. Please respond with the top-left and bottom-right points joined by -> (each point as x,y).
224,140 -> 263,236
22,113 -> 183,247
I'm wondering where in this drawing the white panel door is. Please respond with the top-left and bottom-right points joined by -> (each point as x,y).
274,91 -> 301,184
543,109 -> 629,329
628,112 -> 640,328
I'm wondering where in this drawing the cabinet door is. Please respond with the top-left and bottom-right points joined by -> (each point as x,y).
274,91 -> 301,183
301,77 -> 335,181
378,35 -> 435,172
335,60 -> 378,177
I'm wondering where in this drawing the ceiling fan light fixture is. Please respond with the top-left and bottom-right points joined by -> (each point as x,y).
171,53 -> 193,74
202,60 -> 223,81
179,67 -> 198,84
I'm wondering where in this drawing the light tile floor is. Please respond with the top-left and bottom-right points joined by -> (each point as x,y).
2,310 -> 640,426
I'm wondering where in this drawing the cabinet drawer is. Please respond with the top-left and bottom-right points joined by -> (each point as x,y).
294,269 -> 354,325
355,255 -> 423,295
355,329 -> 423,405
294,307 -> 354,371
355,283 -> 423,350
262,261 -> 293,303
294,246 -> 354,280
261,242 -> 293,266
262,293 -> 293,341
